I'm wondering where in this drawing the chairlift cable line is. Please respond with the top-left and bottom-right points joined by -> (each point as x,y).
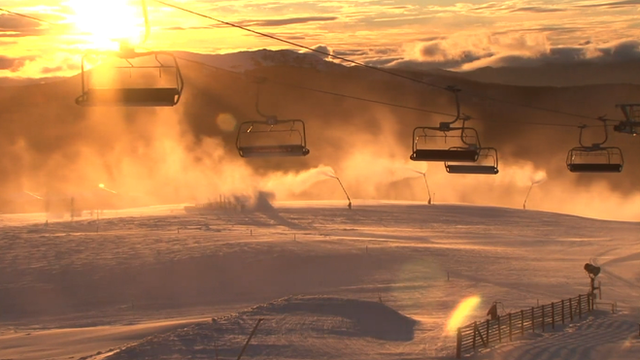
152,0 -> 607,123
175,55 -> 600,129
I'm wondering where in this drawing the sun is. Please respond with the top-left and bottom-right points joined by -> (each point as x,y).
65,0 -> 148,51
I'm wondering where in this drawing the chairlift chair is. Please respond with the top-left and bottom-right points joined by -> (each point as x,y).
75,51 -> 184,107
236,78 -> 310,158
445,147 -> 499,175
566,122 -> 623,173
236,118 -> 310,158
409,86 -> 483,162
410,124 -> 481,162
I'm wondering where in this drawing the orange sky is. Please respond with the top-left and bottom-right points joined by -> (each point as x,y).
1,0 -> 639,78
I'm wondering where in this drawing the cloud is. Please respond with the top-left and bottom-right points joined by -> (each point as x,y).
575,0 -> 640,8
509,6 -> 567,13
379,32 -> 640,70
0,55 -> 30,72
240,16 -> 338,27
0,52 -> 79,78
306,44 -> 333,59
0,13 -> 40,30
0,13 -> 45,37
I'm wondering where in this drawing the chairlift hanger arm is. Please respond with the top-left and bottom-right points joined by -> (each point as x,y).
438,86 -> 462,129
253,79 -> 278,122
578,118 -> 609,148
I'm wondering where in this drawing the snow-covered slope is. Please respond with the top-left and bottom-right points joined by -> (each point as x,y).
1,201 -> 639,360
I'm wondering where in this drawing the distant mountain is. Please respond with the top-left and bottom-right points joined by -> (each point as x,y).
440,61 -> 640,87
173,49 -> 346,73
175,49 -> 640,87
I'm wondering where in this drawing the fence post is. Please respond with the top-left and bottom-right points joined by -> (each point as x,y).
508,312 -> 513,342
473,321 -> 477,350
578,295 -> 582,319
520,309 -> 525,335
485,319 -> 490,347
561,299 -> 565,324
541,304 -> 545,332
498,316 -> 502,343
531,307 -> 535,332
456,328 -> 462,359
569,298 -> 573,321
551,302 -> 555,330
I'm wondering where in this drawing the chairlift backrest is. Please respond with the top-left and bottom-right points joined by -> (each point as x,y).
410,126 -> 481,162
75,52 -> 184,107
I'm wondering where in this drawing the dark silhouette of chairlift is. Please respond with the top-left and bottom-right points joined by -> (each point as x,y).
410,86 -> 481,163
612,103 -> 640,135
566,119 -> 623,173
236,78 -> 310,158
445,146 -> 499,175
75,0 -> 184,107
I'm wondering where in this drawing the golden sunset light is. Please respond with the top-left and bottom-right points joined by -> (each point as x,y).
0,0 -> 639,78
64,0 -> 147,51
2,1 -> 640,359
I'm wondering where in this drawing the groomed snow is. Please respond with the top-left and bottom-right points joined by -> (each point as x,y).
1,201 -> 639,359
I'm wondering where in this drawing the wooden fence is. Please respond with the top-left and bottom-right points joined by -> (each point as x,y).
455,294 -> 593,358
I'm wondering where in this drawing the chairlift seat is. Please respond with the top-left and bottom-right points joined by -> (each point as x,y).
75,87 -> 181,107
446,164 -> 499,175
411,149 -> 479,162
567,163 -> 622,173
238,145 -> 310,158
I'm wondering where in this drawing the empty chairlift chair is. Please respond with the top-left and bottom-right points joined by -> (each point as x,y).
566,122 -> 623,173
236,117 -> 310,158
236,78 -> 310,158
410,124 -> 481,162
445,146 -> 499,175
409,86 -> 484,163
75,51 -> 184,107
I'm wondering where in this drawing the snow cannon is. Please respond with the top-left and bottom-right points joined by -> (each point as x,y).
584,263 -> 601,279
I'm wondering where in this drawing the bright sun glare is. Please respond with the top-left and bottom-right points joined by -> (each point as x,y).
66,0 -> 147,50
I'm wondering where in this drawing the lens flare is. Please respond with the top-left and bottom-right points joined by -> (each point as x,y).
446,295 -> 481,335
216,113 -> 237,132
